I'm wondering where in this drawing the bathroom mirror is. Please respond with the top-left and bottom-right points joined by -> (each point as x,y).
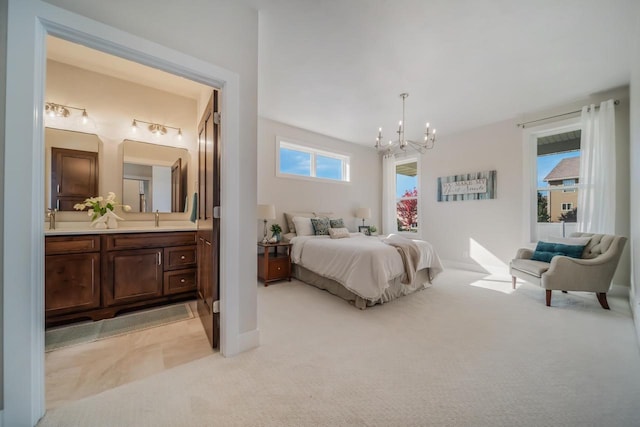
122,139 -> 189,213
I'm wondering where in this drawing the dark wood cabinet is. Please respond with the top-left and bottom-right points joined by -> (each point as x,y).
45,236 -> 101,318
51,147 -> 98,211
103,248 -> 163,306
45,231 -> 197,326
257,242 -> 292,285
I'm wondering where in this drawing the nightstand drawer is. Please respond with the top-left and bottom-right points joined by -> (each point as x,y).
268,257 -> 290,280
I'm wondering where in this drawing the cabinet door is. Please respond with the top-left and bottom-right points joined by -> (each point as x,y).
51,147 -> 98,211
103,248 -> 163,306
46,252 -> 100,316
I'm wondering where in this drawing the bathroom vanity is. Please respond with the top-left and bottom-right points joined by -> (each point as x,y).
45,224 -> 197,326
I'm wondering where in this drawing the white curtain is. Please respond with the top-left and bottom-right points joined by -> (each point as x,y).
577,99 -> 616,234
381,155 -> 397,235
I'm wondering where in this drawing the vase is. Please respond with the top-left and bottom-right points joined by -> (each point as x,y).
107,215 -> 118,229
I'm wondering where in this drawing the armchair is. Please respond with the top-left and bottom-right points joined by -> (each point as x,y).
509,233 -> 627,309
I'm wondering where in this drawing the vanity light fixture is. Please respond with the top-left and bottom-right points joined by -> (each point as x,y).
131,118 -> 182,138
45,102 -> 89,122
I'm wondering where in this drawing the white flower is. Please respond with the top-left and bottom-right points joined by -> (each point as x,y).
123,205 -> 132,212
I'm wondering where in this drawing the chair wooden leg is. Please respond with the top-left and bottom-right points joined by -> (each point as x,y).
596,293 -> 610,310
562,290 -> 567,293
545,290 -> 552,307
512,276 -> 516,290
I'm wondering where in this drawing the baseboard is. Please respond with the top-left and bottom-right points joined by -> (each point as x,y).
0,409 -> 4,427
237,328 -> 260,354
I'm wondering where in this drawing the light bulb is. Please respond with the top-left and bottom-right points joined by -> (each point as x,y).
178,129 -> 183,140
131,120 -> 138,131
82,110 -> 88,124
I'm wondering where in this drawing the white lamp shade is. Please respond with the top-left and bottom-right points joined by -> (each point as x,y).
257,204 -> 276,220
355,207 -> 371,219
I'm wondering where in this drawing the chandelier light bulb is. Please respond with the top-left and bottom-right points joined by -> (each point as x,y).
178,129 -> 183,140
82,110 -> 89,124
131,119 -> 138,131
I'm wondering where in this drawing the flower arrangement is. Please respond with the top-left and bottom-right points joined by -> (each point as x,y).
74,192 -> 131,220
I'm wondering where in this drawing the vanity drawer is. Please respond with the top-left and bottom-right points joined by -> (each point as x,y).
164,246 -> 197,270
164,269 -> 197,295
46,235 -> 100,255
104,231 -> 197,251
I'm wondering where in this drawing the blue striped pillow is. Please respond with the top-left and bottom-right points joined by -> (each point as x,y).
531,241 -> 585,263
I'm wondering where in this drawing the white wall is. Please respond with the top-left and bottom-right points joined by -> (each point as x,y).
258,117 -> 381,236
630,1 -> 640,341
422,118 -> 523,274
0,0 -> 6,413
421,87 -> 631,283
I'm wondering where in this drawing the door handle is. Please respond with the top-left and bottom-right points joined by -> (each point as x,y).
213,206 -> 221,219
157,251 -> 162,265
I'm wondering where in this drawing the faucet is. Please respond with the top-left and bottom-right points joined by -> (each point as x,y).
155,210 -> 160,228
47,208 -> 57,230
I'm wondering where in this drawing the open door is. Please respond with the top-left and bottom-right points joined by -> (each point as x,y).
196,90 -> 221,348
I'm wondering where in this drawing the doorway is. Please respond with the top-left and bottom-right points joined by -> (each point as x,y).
43,35 -> 217,407
4,4 -> 247,423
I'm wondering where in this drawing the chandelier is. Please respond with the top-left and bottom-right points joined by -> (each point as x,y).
375,93 -> 436,158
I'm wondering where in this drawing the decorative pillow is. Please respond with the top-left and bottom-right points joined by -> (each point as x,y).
292,216 -> 314,236
531,241 -> 586,263
310,217 -> 331,235
328,227 -> 350,239
284,212 -> 315,234
329,218 -> 345,228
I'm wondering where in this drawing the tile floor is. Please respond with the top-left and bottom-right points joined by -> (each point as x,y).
45,301 -> 213,409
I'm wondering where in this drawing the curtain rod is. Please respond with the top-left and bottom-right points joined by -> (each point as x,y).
516,99 -> 620,128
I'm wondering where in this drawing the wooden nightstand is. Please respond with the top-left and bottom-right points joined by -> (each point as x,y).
257,242 -> 292,286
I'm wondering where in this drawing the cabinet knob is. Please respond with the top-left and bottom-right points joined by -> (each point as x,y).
277,267 -> 281,270
180,278 -> 186,283
180,255 -> 186,260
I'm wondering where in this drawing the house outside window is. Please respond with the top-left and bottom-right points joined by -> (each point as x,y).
395,158 -> 419,233
561,202 -> 573,211
277,139 -> 350,183
525,119 -> 582,242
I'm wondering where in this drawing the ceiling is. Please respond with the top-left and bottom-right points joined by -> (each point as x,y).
48,1 -> 636,147
251,0 -> 635,144
46,36 -> 211,101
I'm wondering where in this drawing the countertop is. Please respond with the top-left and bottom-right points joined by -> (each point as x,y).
44,220 -> 197,236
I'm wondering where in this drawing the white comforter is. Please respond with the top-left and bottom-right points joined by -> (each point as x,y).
290,233 -> 443,301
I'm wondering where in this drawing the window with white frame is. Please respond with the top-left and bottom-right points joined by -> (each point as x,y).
525,119 -> 582,241
394,158 -> 419,233
277,139 -> 350,182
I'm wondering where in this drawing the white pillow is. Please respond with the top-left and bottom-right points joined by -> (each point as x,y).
292,216 -> 314,236
546,235 -> 591,246
328,227 -> 350,239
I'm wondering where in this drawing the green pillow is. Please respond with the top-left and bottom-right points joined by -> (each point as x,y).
329,218 -> 345,228
310,217 -> 330,235
531,241 -> 585,263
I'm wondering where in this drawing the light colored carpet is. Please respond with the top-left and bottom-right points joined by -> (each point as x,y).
38,269 -> 640,426
45,303 -> 194,351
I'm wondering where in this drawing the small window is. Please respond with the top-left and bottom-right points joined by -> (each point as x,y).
395,159 -> 419,233
561,203 -> 573,211
277,139 -> 350,182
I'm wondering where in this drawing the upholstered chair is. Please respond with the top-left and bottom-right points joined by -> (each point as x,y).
509,233 -> 627,309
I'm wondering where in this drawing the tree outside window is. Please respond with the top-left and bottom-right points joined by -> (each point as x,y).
395,160 -> 419,233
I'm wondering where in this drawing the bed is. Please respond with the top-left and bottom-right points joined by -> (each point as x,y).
288,232 -> 443,309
